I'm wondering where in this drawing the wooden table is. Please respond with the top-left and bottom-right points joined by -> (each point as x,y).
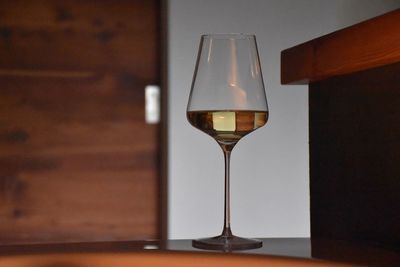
0,238 -> 399,266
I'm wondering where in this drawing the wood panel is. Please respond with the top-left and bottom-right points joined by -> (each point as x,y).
309,62 -> 400,249
0,74 -> 159,243
0,0 -> 159,78
0,0 -> 162,244
281,9 -> 400,85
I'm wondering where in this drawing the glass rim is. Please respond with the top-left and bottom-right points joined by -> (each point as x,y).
201,33 -> 256,39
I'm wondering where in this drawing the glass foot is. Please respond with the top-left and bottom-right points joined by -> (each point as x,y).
192,235 -> 262,251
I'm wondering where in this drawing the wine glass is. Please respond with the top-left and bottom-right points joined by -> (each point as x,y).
187,34 -> 269,250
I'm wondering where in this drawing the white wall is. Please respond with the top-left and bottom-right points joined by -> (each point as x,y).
168,0 -> 400,239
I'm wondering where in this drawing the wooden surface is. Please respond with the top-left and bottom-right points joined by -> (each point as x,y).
281,9 -> 400,85
311,238 -> 400,267
0,0 -> 159,77
0,238 -> 399,266
0,0 -> 162,243
281,8 -> 400,252
309,62 -> 400,251
0,252 -> 349,267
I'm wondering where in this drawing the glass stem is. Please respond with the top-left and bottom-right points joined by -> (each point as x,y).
221,144 -> 234,237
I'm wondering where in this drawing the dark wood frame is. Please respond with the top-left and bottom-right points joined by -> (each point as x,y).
159,0 -> 169,242
281,9 -> 400,249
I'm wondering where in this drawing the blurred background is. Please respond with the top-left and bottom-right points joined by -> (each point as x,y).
0,0 -> 399,245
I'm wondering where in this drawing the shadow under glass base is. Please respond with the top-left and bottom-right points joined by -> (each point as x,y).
192,235 -> 262,251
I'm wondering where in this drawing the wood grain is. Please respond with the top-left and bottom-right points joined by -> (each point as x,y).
0,239 -> 398,266
0,252 -> 351,267
0,0 -> 161,244
281,9 -> 400,85
0,0 -> 159,79
0,74 -> 159,243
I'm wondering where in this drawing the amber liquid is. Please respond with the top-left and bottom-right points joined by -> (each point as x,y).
187,110 -> 268,145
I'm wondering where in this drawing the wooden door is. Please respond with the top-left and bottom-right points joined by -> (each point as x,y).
0,0 -> 162,244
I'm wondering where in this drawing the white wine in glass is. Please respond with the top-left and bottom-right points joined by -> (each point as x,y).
187,110 -> 268,146
187,34 -> 269,250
